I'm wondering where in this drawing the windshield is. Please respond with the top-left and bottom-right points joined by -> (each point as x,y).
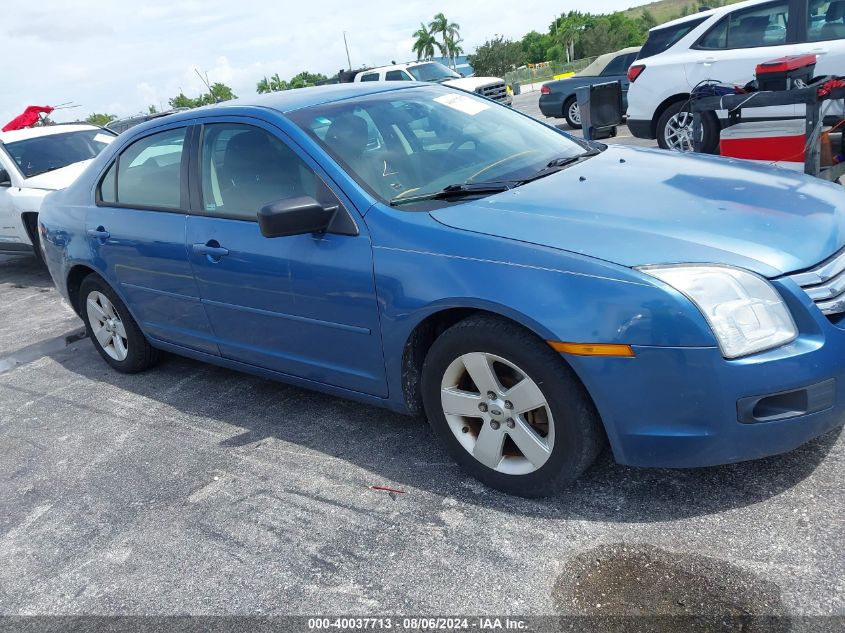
3,129 -> 115,178
289,86 -> 590,207
407,62 -> 461,83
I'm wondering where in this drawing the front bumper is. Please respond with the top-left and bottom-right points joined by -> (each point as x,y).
569,284 -> 845,468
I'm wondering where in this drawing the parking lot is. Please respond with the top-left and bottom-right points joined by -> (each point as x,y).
0,95 -> 843,630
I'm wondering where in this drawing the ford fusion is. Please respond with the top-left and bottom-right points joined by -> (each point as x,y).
39,83 -> 845,496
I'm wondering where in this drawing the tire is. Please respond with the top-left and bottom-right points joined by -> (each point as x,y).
563,96 -> 582,130
78,274 -> 160,373
656,100 -> 719,154
421,314 -> 604,497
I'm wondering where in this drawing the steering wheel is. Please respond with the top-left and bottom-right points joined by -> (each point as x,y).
447,135 -> 477,152
467,150 -> 540,183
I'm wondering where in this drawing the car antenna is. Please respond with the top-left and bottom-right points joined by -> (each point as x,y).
195,68 -> 217,102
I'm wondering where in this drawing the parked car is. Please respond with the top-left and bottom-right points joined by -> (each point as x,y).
39,82 -> 845,496
627,0 -> 845,152
106,108 -> 189,135
539,47 -> 641,129
354,61 -> 513,106
0,124 -> 115,260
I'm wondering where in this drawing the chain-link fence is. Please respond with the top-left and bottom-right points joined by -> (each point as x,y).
504,57 -> 597,90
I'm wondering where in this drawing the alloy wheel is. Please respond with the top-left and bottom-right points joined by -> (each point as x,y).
664,111 -> 697,152
86,290 -> 129,361
440,352 -> 554,475
568,101 -> 582,126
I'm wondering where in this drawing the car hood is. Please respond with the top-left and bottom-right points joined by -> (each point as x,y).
430,145 -> 845,277
21,159 -> 93,191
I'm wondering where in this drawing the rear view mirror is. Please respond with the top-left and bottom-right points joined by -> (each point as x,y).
0,168 -> 11,187
257,196 -> 336,238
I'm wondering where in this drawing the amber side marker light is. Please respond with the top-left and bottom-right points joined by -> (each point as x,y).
548,342 -> 635,357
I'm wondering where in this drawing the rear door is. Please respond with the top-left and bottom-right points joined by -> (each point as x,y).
88,124 -> 219,354
686,0 -> 799,118
0,150 -> 24,248
185,118 -> 387,396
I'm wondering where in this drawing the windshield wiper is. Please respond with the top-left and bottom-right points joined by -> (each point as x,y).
390,182 -> 513,206
518,149 -> 603,185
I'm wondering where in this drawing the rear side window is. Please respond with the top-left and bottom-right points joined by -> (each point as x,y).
360,73 -> 379,82
639,17 -> 707,58
697,1 -> 790,49
808,0 -> 845,41
104,128 -> 186,209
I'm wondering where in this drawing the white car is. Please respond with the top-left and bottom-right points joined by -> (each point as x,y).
0,124 -> 114,259
627,0 -> 845,152
354,61 -> 513,106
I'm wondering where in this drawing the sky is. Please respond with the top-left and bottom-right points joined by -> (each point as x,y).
2,0 -> 637,125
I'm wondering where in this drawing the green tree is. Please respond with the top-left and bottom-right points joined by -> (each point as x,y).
639,9 -> 658,30
168,82 -> 236,109
147,105 -> 158,114
429,12 -> 461,67
412,22 -> 437,60
257,73 -> 288,94
521,30 -> 553,64
85,113 -> 116,127
168,92 -> 197,109
467,35 -> 524,78
551,11 -> 589,62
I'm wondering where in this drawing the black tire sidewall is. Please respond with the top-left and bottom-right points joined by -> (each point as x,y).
563,97 -> 582,130
78,275 -> 157,373
421,317 -> 602,496
657,101 -> 719,154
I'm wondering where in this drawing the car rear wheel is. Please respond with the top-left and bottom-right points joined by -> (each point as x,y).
563,97 -> 582,129
421,315 -> 604,497
79,275 -> 160,373
656,101 -> 719,154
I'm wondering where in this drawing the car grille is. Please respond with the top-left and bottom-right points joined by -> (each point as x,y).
476,82 -> 508,102
788,248 -> 845,315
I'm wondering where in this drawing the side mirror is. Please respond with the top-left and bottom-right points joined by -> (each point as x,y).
0,168 -> 11,187
257,196 -> 336,238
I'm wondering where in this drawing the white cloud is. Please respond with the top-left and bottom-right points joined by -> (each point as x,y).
2,0 -> 637,124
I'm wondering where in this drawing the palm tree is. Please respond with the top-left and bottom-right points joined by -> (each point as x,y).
428,12 -> 461,68
445,35 -> 464,70
411,22 -> 436,60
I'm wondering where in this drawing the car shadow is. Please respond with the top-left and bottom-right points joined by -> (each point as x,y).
0,254 -> 52,288
53,343 -> 842,523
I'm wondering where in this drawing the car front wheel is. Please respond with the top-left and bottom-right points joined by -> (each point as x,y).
563,97 -> 582,129
79,274 -> 160,373
656,101 -> 719,153
421,315 -> 604,497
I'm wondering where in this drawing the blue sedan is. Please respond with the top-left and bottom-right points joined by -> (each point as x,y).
39,82 -> 845,496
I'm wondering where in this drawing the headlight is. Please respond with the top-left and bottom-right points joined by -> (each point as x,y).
639,265 -> 797,359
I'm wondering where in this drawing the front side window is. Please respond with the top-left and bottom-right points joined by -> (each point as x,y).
199,123 -> 340,220
386,70 -> 412,81
808,0 -> 845,41
114,127 -> 186,209
288,85 -> 590,206
697,2 -> 790,49
4,129 -> 114,179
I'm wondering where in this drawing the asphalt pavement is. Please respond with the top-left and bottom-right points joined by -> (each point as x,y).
0,102 -> 842,631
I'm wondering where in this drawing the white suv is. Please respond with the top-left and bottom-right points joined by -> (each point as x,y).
354,61 -> 513,106
627,0 -> 845,152
0,124 -> 114,259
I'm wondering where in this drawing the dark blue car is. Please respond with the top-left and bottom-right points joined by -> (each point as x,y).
39,82 -> 845,496
539,47 -> 640,129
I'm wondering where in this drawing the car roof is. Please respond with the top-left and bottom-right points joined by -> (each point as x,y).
654,0 -> 770,30
360,61 -> 436,74
168,82 -> 427,120
0,123 -> 102,143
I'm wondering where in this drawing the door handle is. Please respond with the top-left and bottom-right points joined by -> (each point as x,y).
698,56 -> 717,65
87,227 -> 110,240
804,47 -> 828,55
192,241 -> 229,258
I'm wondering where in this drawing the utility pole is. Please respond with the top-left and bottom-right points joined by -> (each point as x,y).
343,31 -> 352,70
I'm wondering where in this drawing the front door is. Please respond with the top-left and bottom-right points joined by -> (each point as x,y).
185,121 -> 387,397
88,125 -> 219,355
